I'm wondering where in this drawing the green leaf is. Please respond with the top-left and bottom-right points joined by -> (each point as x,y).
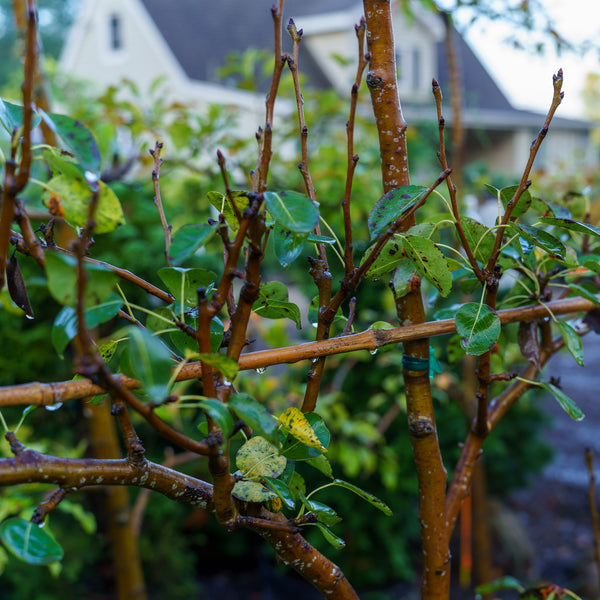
0,518 -> 63,565
253,281 -> 301,329
515,224 -> 566,260
232,480 -> 276,503
475,575 -> 525,595
368,185 -> 427,241
361,236 -> 405,280
120,327 -> 174,401
302,498 -> 341,526
45,251 -> 117,308
500,184 -> 532,218
157,267 -> 216,306
583,258 -> 600,276
455,302 -> 501,356
195,353 -> 238,380
51,297 -> 122,358
207,190 -> 250,232
261,476 -> 296,511
264,190 -> 319,233
390,258 -> 417,299
41,111 -> 101,175
228,393 -> 279,442
555,320 -> 584,366
280,413 -> 330,460
42,147 -> 86,180
402,235 -> 452,296
272,223 -> 308,269
0,99 -> 40,134
168,222 -> 218,265
538,382 -> 584,421
540,217 -> 600,238
307,233 -> 336,245
42,175 -> 125,234
461,217 -> 495,264
306,454 -> 333,479
197,398 -> 234,440
331,479 -> 393,515
236,436 -> 287,479
567,284 -> 600,305
313,522 -> 346,549
278,408 -> 327,452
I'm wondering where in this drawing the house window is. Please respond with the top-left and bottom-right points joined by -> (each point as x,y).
109,14 -> 123,51
396,47 -> 422,92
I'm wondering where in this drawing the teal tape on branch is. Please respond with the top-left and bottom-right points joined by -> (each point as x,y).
402,346 -> 442,379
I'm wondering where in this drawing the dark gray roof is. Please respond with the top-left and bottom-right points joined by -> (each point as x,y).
140,1 -> 591,131
141,0 -> 351,85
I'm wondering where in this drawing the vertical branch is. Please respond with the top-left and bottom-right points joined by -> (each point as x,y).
586,448 -> 600,596
342,19 -> 368,277
362,2 -> 449,597
256,0 -> 285,193
150,142 -> 171,265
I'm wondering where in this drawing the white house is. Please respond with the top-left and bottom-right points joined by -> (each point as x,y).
60,0 -> 595,175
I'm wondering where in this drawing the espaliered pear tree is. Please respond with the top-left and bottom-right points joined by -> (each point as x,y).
0,1 -> 598,599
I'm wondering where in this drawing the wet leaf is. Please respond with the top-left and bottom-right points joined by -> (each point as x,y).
390,258 -> 417,299
41,111 -> 101,175
6,253 -> 34,318
232,480 -> 276,503
402,235 -> 452,296
43,175 -> 124,234
228,393 -> 279,442
195,353 -> 238,380
462,217 -> 495,264
331,479 -> 393,515
515,224 -> 566,260
361,236 -> 405,280
120,326 -> 174,401
0,99 -> 41,134
236,436 -> 286,479
0,518 -> 63,565
556,320 -> 584,366
500,184 -> 532,218
207,190 -> 250,232
539,381 -> 584,421
455,302 -> 501,356
278,408 -> 327,453
306,233 -> 336,245
45,251 -> 117,308
301,497 -> 341,526
262,476 -> 296,511
253,281 -> 301,329
272,223 -> 308,269
52,297 -> 122,358
197,398 -> 234,440
157,267 -> 216,306
540,217 -> 600,239
368,185 -> 427,241
306,454 -> 333,479
313,522 -> 346,549
264,190 -> 319,233
168,222 -> 218,265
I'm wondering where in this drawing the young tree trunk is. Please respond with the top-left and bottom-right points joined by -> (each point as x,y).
362,2 -> 450,598
86,399 -> 147,600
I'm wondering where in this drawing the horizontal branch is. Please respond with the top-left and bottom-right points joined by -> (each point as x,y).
0,441 -> 213,509
0,294 -> 595,407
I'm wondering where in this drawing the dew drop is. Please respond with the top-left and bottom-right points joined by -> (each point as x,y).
25,313 -> 35,320
255,367 -> 267,375
45,402 -> 63,412
370,349 -> 378,356
311,357 -> 319,364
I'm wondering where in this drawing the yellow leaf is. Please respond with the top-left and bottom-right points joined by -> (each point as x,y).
278,407 -> 327,452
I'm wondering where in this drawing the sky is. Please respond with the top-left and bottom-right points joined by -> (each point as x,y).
455,0 -> 600,119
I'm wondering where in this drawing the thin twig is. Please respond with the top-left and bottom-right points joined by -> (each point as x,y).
150,142 -> 171,265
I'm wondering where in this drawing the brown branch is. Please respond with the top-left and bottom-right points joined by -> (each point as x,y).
586,448 -> 600,596
363,2 -> 449,596
1,294 -> 596,407
432,79 -> 482,282
485,70 -> 564,274
149,142 -> 171,265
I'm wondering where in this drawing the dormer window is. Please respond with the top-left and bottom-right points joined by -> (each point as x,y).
109,14 -> 123,51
